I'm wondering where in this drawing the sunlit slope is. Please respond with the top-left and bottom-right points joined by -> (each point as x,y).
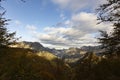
37,51 -> 58,60
0,47 -> 72,80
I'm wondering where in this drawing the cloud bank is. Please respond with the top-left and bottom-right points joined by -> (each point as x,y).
29,12 -> 112,48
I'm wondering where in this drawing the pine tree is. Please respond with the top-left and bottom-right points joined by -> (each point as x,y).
0,12 -> 17,47
0,0 -> 19,47
97,0 -> 120,55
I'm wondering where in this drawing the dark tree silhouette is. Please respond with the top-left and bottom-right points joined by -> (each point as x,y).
97,0 -> 120,55
0,12 -> 17,47
0,0 -> 22,47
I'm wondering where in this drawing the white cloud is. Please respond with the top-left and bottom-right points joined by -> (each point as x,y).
14,20 -> 21,25
71,12 -> 112,33
51,0 -> 70,8
51,0 -> 106,12
72,12 -> 96,22
28,12 -> 112,48
26,25 -> 37,31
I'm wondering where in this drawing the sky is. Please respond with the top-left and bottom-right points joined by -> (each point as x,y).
1,0 -> 113,49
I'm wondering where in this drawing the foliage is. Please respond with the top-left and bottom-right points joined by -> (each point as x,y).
73,52 -> 120,80
0,12 -> 17,47
0,47 -> 72,80
97,0 -> 120,55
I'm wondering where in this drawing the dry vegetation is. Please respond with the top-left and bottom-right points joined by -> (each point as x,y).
0,47 -> 72,80
0,47 -> 120,80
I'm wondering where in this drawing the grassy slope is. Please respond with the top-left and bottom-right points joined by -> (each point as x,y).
0,47 -> 72,80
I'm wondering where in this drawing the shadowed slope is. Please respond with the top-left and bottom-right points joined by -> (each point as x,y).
0,47 -> 72,80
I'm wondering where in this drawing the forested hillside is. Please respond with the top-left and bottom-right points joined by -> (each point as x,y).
0,47 -> 72,80
1,47 -> 120,80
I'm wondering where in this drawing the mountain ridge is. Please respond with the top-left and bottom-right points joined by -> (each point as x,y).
10,41 -> 102,63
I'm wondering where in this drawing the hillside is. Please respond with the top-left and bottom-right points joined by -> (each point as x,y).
0,47 -> 72,80
1,47 -> 120,80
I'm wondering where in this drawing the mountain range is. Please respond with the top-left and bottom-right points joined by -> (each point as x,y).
10,41 -> 102,63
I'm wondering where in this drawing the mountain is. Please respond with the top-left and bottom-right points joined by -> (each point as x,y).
11,41 -> 104,63
81,46 -> 101,52
21,42 -> 88,63
81,45 -> 104,54
22,41 -> 45,51
56,48 -> 84,63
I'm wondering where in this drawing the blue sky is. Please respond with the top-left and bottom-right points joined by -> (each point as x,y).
1,0 -> 112,49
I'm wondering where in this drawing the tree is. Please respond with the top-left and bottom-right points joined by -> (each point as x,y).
97,0 -> 120,55
0,12 -> 17,47
0,0 -> 20,47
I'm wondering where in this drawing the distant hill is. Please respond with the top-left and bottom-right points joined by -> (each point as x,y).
22,41 -> 45,51
10,41 -> 44,51
81,45 -> 101,51
10,41 -> 103,63
20,42 -> 88,63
